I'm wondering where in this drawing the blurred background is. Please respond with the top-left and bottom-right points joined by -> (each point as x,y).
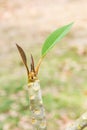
0,0 -> 87,130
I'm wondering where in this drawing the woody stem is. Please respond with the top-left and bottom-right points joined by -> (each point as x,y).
27,79 -> 47,130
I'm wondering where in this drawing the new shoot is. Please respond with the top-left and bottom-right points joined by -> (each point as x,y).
16,22 -> 73,130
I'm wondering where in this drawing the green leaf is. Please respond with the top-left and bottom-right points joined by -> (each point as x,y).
41,22 -> 74,57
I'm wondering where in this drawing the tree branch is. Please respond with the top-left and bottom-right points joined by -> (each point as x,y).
66,112 -> 87,130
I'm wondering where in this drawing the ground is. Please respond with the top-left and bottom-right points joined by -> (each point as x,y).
0,0 -> 87,130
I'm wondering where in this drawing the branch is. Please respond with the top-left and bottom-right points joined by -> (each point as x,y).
66,112 -> 87,130
28,80 -> 47,130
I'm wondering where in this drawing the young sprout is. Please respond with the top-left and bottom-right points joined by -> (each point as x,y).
16,44 -> 47,130
16,44 -> 37,82
16,22 -> 73,130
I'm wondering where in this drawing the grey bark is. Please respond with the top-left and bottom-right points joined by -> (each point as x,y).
28,80 -> 47,130
66,112 -> 87,130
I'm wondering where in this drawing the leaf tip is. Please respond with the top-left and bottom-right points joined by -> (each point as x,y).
16,43 -> 21,50
16,43 -> 19,47
68,22 -> 74,27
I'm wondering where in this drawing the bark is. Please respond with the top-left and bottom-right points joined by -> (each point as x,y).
66,112 -> 87,130
28,79 -> 47,130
